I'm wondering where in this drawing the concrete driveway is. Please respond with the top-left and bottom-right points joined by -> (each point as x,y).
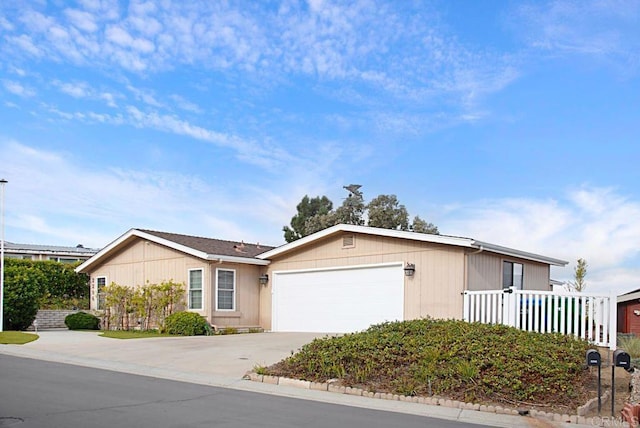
0,331 -> 571,428
0,330 -> 324,383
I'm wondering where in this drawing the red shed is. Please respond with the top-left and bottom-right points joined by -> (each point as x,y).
618,288 -> 640,335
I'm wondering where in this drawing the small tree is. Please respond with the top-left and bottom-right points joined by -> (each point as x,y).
102,281 -> 185,331
367,194 -> 409,230
103,282 -> 135,330
283,185 -> 440,241
410,215 -> 439,234
154,280 -> 185,326
2,259 -> 47,330
566,258 -> 587,292
283,195 -> 333,243
334,187 -> 365,226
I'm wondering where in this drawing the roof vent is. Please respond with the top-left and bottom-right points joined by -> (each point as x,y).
234,241 -> 247,253
342,234 -> 355,248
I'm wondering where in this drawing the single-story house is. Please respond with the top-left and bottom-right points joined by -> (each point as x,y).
76,224 -> 567,333
617,288 -> 640,335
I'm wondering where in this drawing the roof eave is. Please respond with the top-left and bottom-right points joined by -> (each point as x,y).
76,229 -> 211,273
258,225 -> 567,267
472,241 -> 568,266
76,229 -> 269,273
206,254 -> 270,266
618,291 -> 640,303
257,224 -> 475,260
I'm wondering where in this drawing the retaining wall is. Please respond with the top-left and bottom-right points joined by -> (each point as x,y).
27,310 -> 79,330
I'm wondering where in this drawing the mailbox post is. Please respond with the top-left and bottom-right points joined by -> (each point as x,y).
612,350 -> 632,416
586,349 -> 602,414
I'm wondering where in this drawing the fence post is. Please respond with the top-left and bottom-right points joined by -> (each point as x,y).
610,291 -> 617,351
504,287 -> 516,327
463,291 -> 469,322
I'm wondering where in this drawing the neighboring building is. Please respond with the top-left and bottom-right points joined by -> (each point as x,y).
4,241 -> 99,263
617,288 -> 640,335
76,224 -> 567,333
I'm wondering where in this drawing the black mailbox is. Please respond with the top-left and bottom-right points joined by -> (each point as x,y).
613,350 -> 631,370
586,349 -> 601,367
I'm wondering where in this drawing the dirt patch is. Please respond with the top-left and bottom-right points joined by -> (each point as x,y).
581,365 -> 632,418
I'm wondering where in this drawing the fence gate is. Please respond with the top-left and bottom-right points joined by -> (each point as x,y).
463,287 -> 617,349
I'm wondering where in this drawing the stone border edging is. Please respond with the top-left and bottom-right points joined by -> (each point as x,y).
243,372 -> 602,425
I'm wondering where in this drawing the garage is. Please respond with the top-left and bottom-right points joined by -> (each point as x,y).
271,263 -> 404,333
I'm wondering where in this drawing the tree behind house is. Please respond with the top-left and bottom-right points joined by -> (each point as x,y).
566,258 -> 587,292
283,186 -> 439,242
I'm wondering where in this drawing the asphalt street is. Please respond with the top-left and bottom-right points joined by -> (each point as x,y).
0,354 -> 490,428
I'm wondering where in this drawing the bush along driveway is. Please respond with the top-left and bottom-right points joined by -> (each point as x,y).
261,319 -> 593,417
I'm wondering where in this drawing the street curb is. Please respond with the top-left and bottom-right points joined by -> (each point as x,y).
243,371 -> 598,426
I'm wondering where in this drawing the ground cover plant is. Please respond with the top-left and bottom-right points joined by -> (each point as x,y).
265,319 -> 591,411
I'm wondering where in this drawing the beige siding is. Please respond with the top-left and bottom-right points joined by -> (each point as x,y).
467,252 -> 551,291
209,263 -> 261,327
88,238 -> 261,326
260,233 -> 466,330
523,262 -> 550,291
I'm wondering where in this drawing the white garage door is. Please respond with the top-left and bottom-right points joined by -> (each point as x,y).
272,263 -> 404,333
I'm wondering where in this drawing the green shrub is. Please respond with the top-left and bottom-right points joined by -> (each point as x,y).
163,311 -> 208,336
3,260 -> 47,330
36,260 -> 89,308
264,319 -> 590,409
4,259 -> 89,311
65,312 -> 100,330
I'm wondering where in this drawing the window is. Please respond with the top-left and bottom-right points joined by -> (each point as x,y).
188,269 -> 203,310
96,276 -> 107,310
502,261 -> 523,289
216,269 -> 235,311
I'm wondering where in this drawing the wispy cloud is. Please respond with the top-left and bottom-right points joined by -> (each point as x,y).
53,80 -> 91,98
2,80 -> 36,97
52,80 -> 120,107
512,0 -> 640,73
36,100 -> 295,172
0,140 -> 258,246
126,85 -> 163,108
169,94 -> 202,114
441,186 -> 640,294
1,1 -> 519,109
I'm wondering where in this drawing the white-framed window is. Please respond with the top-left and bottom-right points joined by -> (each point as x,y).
188,268 -> 204,310
502,261 -> 523,290
216,268 -> 236,311
96,276 -> 107,310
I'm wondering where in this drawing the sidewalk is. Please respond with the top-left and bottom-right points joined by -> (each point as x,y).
0,330 -> 593,428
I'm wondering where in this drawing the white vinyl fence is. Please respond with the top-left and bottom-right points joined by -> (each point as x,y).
463,287 -> 617,349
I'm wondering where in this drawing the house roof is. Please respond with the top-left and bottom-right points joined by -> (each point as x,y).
256,224 -> 568,266
75,228 -> 273,273
5,241 -> 99,257
618,288 -> 640,303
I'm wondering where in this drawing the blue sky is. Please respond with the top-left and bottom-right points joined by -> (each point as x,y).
1,0 -> 639,295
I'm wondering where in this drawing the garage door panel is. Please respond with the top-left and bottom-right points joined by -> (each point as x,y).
272,264 -> 403,333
